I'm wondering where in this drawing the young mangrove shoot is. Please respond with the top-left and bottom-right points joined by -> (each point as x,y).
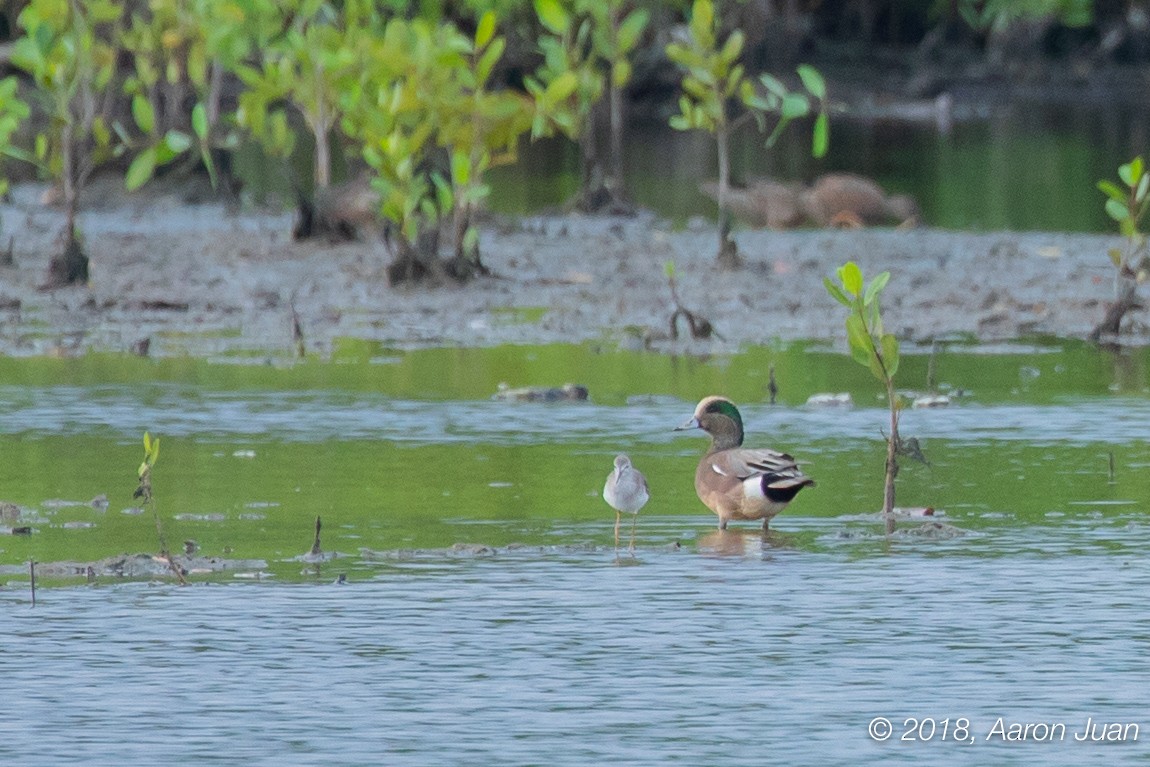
1093,156 -> 1150,340
134,431 -> 186,584
825,261 -> 901,533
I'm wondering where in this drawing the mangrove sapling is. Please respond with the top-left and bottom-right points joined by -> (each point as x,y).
439,11 -> 532,280
118,0 -> 267,195
340,17 -> 452,284
1092,156 -> 1150,340
824,262 -> 902,534
12,0 -> 121,287
238,0 -> 370,231
666,0 -> 828,269
528,0 -> 648,213
134,431 -> 186,584
665,260 -> 719,340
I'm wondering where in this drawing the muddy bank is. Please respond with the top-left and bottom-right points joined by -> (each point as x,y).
0,178 -> 1138,358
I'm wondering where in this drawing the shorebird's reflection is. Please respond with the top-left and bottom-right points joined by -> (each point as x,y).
697,528 -> 796,557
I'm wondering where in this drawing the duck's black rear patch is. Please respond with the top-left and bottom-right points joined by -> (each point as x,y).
763,476 -> 812,504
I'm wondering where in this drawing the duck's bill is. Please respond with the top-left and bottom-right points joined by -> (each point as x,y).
674,416 -> 700,431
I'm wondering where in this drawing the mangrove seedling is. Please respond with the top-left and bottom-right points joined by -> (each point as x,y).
12,0 -> 121,287
666,0 -> 828,268
438,11 -> 532,280
117,0 -> 269,194
134,431 -> 186,584
528,0 -> 649,212
824,261 -> 902,533
1093,156 -> 1150,340
237,0 -> 369,202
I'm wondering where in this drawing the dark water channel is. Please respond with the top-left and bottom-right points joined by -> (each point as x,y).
490,99 -> 1150,233
1,342 -> 1149,764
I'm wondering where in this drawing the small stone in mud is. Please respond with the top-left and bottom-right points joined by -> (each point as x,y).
450,543 -> 498,557
806,392 -> 853,407
492,383 -> 589,402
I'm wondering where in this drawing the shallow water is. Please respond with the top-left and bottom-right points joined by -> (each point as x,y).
1,342 -> 1148,763
3,531 -> 1149,766
490,101 -> 1146,232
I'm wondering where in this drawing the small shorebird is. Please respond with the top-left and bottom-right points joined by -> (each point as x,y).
603,454 -> 649,553
676,395 -> 814,531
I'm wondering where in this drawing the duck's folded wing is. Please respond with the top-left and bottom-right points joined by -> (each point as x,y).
727,448 -> 800,477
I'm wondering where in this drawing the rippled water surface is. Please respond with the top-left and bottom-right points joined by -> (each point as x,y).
3,535 -> 1149,766
1,343 -> 1148,764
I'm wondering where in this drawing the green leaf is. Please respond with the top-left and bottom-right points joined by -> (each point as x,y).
163,130 -> 192,154
476,10 -> 496,49
845,312 -> 871,352
838,261 -> 864,296
1097,179 -> 1126,202
1105,197 -> 1129,222
191,102 -> 209,141
1119,159 -> 1139,188
665,260 -> 676,279
1109,248 -> 1123,268
881,334 -> 900,378
823,276 -> 851,307
132,95 -> 155,135
811,111 -> 829,158
866,350 -> 886,382
719,30 -> 745,64
691,0 -> 714,43
617,9 -> 649,53
451,150 -> 470,187
125,147 -> 157,191
796,64 -> 825,101
543,71 -> 579,103
758,73 -> 787,98
1130,156 -> 1144,185
1138,172 -> 1150,204
864,270 -> 891,306
535,0 -> 570,35
780,93 -> 810,120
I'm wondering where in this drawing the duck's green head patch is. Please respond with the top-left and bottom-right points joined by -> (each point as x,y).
702,397 -> 743,432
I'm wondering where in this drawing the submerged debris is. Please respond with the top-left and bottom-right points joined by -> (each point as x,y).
492,383 -> 589,402
806,392 -> 853,407
0,553 -> 269,579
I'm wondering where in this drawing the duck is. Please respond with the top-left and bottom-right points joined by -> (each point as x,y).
603,454 -> 649,553
799,173 -> 918,228
676,396 -> 814,530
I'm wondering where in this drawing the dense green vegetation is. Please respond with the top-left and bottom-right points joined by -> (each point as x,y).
2,0 -> 1141,286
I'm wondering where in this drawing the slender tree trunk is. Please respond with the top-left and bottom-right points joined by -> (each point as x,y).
578,114 -> 606,212
715,121 -> 740,268
313,63 -> 331,190
607,77 -> 625,202
883,377 -> 899,534
44,120 -> 89,287
1091,255 -> 1146,339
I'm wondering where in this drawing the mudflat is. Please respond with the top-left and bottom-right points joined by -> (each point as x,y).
0,178 -> 1137,358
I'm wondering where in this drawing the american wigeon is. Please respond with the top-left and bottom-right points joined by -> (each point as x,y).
603,454 -> 649,552
676,395 -> 814,530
